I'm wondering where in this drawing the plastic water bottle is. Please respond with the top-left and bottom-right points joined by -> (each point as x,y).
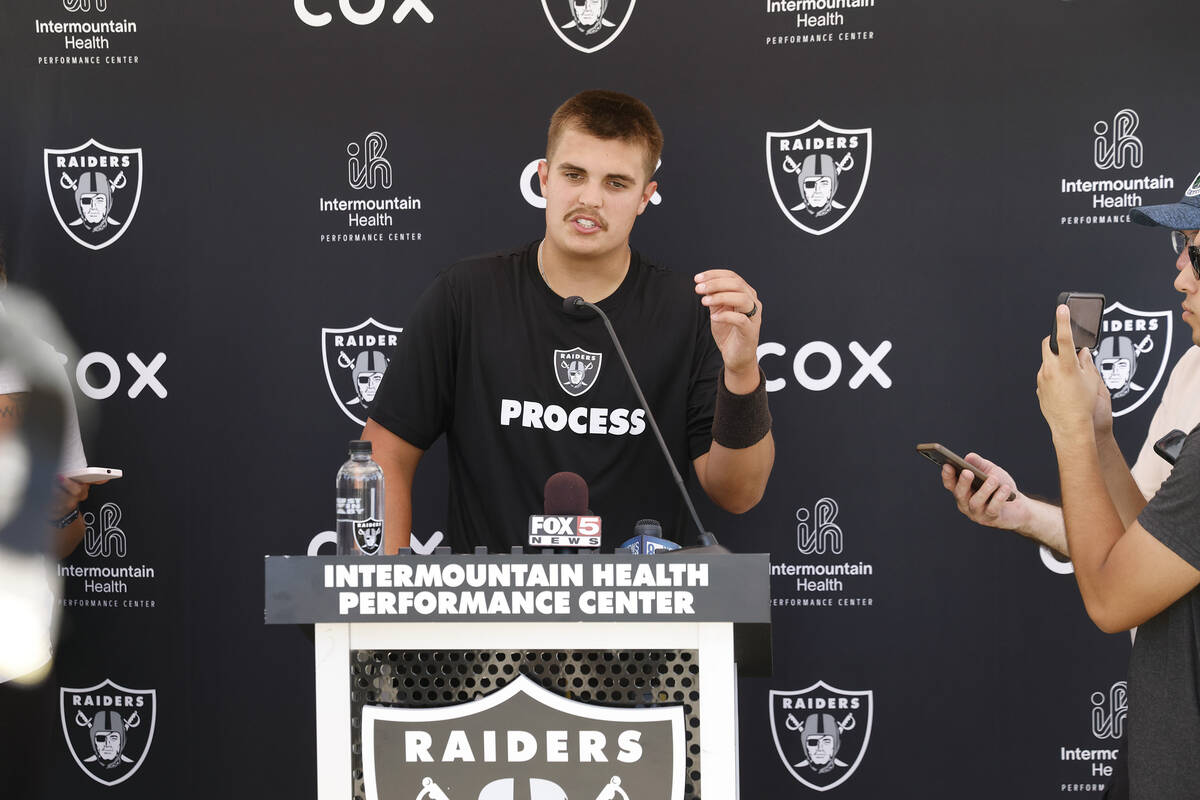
335,440 -> 385,556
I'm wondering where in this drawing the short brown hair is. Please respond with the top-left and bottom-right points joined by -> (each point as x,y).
547,90 -> 663,183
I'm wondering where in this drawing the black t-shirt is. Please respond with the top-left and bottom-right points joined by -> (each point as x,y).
369,241 -> 723,551
1129,423 -> 1200,798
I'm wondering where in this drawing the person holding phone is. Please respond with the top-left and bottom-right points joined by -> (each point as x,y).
938,178 -> 1200,799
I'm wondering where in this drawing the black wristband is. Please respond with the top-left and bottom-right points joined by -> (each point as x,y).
711,367 -> 772,449
52,507 -> 80,529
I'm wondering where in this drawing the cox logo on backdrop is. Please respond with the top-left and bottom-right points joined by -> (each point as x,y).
541,0 -> 637,53
757,340 -> 892,392
71,351 -> 167,400
520,158 -> 663,209
766,121 -> 872,235
43,139 -> 143,251
294,0 -> 432,26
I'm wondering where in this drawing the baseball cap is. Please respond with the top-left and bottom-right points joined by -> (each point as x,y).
1130,170 -> 1200,229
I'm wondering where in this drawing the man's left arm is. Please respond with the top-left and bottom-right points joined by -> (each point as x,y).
1039,307 -> 1200,633
692,269 -> 775,513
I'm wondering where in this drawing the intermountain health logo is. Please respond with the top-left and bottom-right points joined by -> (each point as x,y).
44,139 -> 143,250
322,318 -> 403,425
541,0 -> 636,53
1060,108 -> 1175,225
770,681 -> 873,791
319,132 -> 424,244
363,674 -> 683,799
34,1 -> 141,67
60,679 -> 156,786
767,121 -> 871,235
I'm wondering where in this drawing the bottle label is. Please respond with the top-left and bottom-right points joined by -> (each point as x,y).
353,517 -> 384,555
336,496 -> 364,518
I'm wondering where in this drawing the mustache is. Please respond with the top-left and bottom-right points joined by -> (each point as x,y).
564,208 -> 607,229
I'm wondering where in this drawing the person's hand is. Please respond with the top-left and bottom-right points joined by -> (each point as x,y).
1037,305 -> 1100,441
694,269 -> 762,393
941,453 -> 1031,531
49,476 -> 92,519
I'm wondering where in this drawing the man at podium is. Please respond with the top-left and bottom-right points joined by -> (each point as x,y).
363,90 -> 775,553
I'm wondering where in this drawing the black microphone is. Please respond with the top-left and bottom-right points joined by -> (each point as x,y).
528,471 -> 602,550
562,296 -> 721,549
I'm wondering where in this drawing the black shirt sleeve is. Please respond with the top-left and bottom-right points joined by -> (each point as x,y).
1137,424 -> 1200,571
367,270 -> 459,450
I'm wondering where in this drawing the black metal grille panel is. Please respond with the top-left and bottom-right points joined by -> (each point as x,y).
349,649 -> 703,799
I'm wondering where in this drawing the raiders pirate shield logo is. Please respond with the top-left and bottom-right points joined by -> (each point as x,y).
541,0 -> 636,54
363,674 -> 684,800
766,121 -> 872,236
60,678 -> 157,786
769,681 -> 873,792
44,139 -> 143,251
354,517 -> 384,555
322,318 -> 404,425
1093,301 -> 1172,418
554,347 -> 602,396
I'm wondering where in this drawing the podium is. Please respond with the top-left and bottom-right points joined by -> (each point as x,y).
265,552 -> 771,800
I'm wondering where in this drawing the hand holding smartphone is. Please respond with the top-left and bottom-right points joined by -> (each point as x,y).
1049,292 -> 1105,355
916,443 -> 1015,501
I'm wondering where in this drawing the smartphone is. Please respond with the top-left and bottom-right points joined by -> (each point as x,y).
1153,429 -> 1188,466
1050,292 -> 1106,355
916,443 -> 1016,501
63,466 -> 123,484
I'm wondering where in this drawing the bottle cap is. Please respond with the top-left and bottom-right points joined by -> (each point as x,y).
349,440 -> 373,455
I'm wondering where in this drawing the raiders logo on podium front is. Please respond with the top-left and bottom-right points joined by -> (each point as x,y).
363,674 -> 683,799
60,678 -> 157,787
1094,301 -> 1172,418
322,318 -> 404,425
541,0 -> 637,53
769,681 -> 873,792
766,121 -> 872,236
43,139 -> 143,251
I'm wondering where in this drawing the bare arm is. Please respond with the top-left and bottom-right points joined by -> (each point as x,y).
1095,433 -> 1149,528
1039,310 -> 1200,632
361,418 -> 422,554
941,455 -> 1069,556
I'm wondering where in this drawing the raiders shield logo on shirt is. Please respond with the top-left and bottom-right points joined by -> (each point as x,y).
769,681 -> 873,792
1094,301 -> 1173,418
541,0 -> 637,53
362,675 -> 684,800
766,121 -> 872,236
60,679 -> 157,787
554,347 -> 602,397
43,139 -> 143,251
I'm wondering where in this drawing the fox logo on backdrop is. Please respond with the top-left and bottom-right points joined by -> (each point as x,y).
363,675 -> 683,800
769,681 -> 873,791
44,139 -> 143,250
541,0 -> 636,53
766,121 -> 872,235
554,347 -> 602,397
322,318 -> 404,425
1094,301 -> 1172,417
60,679 -> 156,786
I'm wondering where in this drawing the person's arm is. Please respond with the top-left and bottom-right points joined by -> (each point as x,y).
361,418 -> 422,554
692,270 -> 774,512
50,478 -> 89,558
1039,307 -> 1200,632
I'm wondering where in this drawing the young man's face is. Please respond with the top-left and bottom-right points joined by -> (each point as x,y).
1175,229 -> 1200,345
538,126 -> 657,263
